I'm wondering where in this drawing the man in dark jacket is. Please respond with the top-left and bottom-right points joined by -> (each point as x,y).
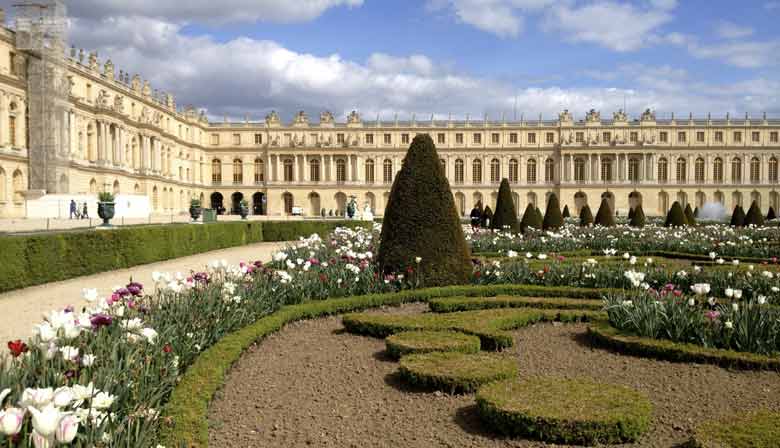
470,206 -> 482,230
69,200 -> 77,219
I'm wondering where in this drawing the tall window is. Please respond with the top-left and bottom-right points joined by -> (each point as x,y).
629,132 -> 638,143
657,158 -> 668,183
527,159 -> 537,184
284,159 -> 294,182
439,159 -> 446,176
733,131 -> 742,143
601,158 -> 613,182
233,134 -> 241,146
731,157 -> 742,184
365,159 -> 375,183
659,131 -> 668,143
678,132 -> 686,143
750,157 -> 760,183
401,134 -> 409,144
528,133 -> 536,144
454,159 -> 464,184
383,133 -> 391,144
8,115 -> 16,147
472,159 -> 482,184
508,159 -> 519,183
309,158 -> 321,182
676,157 -> 687,184
546,132 -> 554,144
383,159 -> 393,183
769,157 -> 778,182
695,157 -> 705,183
771,132 -> 778,143
696,131 -> 705,142
576,132 -> 585,143
752,131 -> 760,143
233,159 -> 243,185
491,133 -> 499,144
211,159 -> 222,184
254,133 -> 263,145
490,158 -> 500,183
574,158 -> 585,182
283,193 -> 294,214
336,159 -> 346,183
473,133 -> 482,144
254,158 -> 264,183
437,133 -> 445,144
713,158 -> 724,182
509,133 -> 518,144
545,159 -> 554,183
628,158 -> 640,182
365,134 -> 374,144
714,131 -> 723,143
602,132 -> 611,143
455,133 -> 463,144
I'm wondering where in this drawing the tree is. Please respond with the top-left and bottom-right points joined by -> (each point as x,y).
594,198 -> 616,227
664,201 -> 687,227
481,206 -> 494,227
562,205 -> 570,219
684,203 -> 696,226
629,204 -> 646,227
378,134 -> 472,287
744,201 -> 765,227
542,193 -> 564,230
579,205 -> 594,227
730,205 -> 746,227
768,206 -> 777,221
520,203 -> 541,233
491,179 -> 519,232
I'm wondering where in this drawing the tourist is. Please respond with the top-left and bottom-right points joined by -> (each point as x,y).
82,202 -> 89,219
69,200 -> 77,219
470,206 -> 482,229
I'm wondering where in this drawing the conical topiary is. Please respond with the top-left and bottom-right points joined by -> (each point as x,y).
579,205 -> 594,227
684,203 -> 696,226
730,205 -> 746,227
629,204 -> 646,227
520,203 -> 541,233
481,206 -> 493,227
694,207 -> 699,218
491,179 -> 519,232
665,201 -> 687,227
535,207 -> 543,224
377,134 -> 471,287
627,206 -> 635,221
542,193 -> 564,230
594,198 -> 616,227
744,201 -> 764,227
768,206 -> 777,221
562,205 -> 570,219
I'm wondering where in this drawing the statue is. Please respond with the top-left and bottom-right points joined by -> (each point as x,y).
347,110 -> 361,124
585,109 -> 600,122
346,196 -> 358,219
319,110 -> 334,124
293,110 -> 309,125
131,75 -> 141,92
613,109 -> 628,122
78,48 -> 85,63
558,109 -> 573,122
70,45 -> 76,59
104,59 -> 114,79
265,110 -> 280,126
88,52 -> 98,70
640,108 -> 656,121
113,94 -> 124,113
142,80 -> 151,97
96,90 -> 110,109
165,93 -> 175,110
362,202 -> 374,222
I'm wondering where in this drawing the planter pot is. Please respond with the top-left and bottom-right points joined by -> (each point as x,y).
239,206 -> 249,220
97,202 -> 115,226
189,206 -> 202,221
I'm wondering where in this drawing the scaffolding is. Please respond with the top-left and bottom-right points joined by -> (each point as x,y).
13,0 -> 69,193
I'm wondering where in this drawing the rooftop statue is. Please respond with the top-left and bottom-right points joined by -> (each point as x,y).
613,109 -> 628,121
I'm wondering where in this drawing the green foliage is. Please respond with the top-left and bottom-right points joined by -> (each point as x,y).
665,201 -> 687,227
490,179 -> 519,232
481,206 -> 494,227
428,296 -> 603,313
629,204 -> 646,227
542,193 -> 564,230
730,205 -> 746,227
693,206 -> 699,218
398,351 -> 517,393
688,410 -> 780,448
97,191 -> 115,202
385,331 -> 480,359
579,205 -> 594,227
378,134 -> 472,287
745,201 -> 765,227
562,204 -> 570,218
767,206 -> 777,221
594,198 -> 615,227
534,206 -> 543,224
627,206 -> 635,221
476,377 -> 652,445
189,198 -> 201,208
520,203 -> 541,233
684,203 -> 696,226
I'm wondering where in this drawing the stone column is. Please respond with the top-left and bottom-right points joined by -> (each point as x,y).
595,154 -> 601,182
356,154 -> 364,183
0,93 -> 7,146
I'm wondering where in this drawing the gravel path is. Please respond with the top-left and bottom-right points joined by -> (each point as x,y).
209,304 -> 780,447
0,241 -> 288,342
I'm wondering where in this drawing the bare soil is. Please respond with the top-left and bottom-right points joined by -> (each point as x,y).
209,304 -> 780,447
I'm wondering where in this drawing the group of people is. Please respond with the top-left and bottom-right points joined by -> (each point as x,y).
69,199 -> 90,220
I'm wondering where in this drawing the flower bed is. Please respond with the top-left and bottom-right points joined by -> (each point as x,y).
398,351 -> 517,393
384,330 -> 480,359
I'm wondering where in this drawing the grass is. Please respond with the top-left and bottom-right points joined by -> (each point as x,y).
385,330 -> 480,359
688,410 -> 780,447
476,377 -> 652,445
398,351 -> 517,394
428,295 -> 604,313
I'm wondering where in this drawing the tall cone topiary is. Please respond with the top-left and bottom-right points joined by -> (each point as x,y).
491,179 -> 519,232
378,134 -> 471,287
684,203 -> 696,226
768,206 -> 777,221
627,206 -> 635,221
542,193 -> 564,230
629,204 -> 646,227
562,205 -> 571,218
594,198 -> 616,227
520,203 -> 541,233
535,206 -> 543,224
665,201 -> 687,227
579,205 -> 594,227
730,205 -> 746,227
481,206 -> 493,227
694,207 -> 700,218
744,201 -> 765,227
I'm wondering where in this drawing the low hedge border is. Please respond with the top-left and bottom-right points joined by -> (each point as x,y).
429,295 -> 603,313
398,351 -> 517,394
587,321 -> 780,371
476,377 -> 652,445
686,410 -> 780,447
385,330 -> 480,359
457,284 -> 618,300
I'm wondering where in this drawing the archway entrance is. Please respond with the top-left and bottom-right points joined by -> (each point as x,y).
210,192 -> 224,214
252,192 -> 266,215
231,192 -> 244,214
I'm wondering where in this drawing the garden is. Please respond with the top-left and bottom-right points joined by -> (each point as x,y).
1,134 -> 779,447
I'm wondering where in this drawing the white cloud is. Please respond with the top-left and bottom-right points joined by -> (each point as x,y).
427,0 -> 555,38
687,40 -> 780,68
715,21 -> 754,40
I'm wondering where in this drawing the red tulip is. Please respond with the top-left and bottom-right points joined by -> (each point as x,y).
7,340 -> 28,358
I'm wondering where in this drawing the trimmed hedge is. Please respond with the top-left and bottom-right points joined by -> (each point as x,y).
428,296 -> 604,313
398,351 -> 517,393
587,321 -> 780,370
490,179 -> 519,232
579,204 -> 594,227
385,330 -> 480,359
687,410 -> 780,447
476,377 -> 652,445
0,221 -> 363,294
542,193 -> 564,230
594,198 -> 615,227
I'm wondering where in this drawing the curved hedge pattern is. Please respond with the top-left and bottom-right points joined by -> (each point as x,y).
429,295 -> 603,313
687,410 -> 780,447
385,330 -> 480,359
398,351 -> 517,393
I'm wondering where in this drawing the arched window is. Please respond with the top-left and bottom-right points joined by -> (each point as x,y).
152,187 -> 159,210
731,157 -> 742,184
769,157 -> 778,182
695,157 -> 705,183
657,158 -> 668,183
309,158 -> 321,182
545,159 -> 555,183
574,158 -> 585,182
365,159 -> 375,184
454,159 -> 464,184
601,158 -> 613,182
490,158 -> 500,183
509,159 -> 519,183
254,158 -> 264,183
284,159 -> 295,182
750,157 -> 760,183
658,191 -> 669,215
527,159 -> 537,184
283,192 -> 294,214
211,159 -> 222,184
335,158 -> 346,183
713,157 -> 723,182
233,159 -> 243,185
88,178 -> 97,195
628,158 -> 640,183
676,157 -> 687,184
9,103 -> 17,147
439,159 -> 446,177
383,159 -> 393,183
472,159 -> 482,184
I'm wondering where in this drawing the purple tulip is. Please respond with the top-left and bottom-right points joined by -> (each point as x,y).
126,282 -> 143,296
90,314 -> 113,328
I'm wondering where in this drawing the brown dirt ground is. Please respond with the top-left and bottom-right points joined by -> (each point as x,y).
208,304 -> 780,447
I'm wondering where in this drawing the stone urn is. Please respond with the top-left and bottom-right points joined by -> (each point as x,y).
189,204 -> 202,221
239,205 -> 249,220
97,202 -> 115,226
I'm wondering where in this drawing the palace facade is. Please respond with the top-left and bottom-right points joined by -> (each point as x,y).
0,19 -> 778,219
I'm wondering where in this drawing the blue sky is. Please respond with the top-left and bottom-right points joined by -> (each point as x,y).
4,0 -> 780,121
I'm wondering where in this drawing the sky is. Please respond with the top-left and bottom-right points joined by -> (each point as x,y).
3,0 -> 780,122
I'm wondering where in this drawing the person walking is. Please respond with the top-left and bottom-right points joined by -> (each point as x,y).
82,202 -> 89,219
470,205 -> 482,230
69,200 -> 77,219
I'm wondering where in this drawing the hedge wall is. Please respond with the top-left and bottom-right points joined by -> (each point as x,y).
0,220 -> 363,294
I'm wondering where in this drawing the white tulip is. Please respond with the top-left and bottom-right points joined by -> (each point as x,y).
121,318 -> 144,331
90,392 -> 116,410
141,327 -> 158,344
59,346 -> 79,362
52,387 -> 74,408
29,403 -> 62,437
725,320 -> 734,329
55,414 -> 79,443
31,430 -> 53,448
687,298 -> 696,307
20,388 -> 54,409
82,354 -> 96,367
0,388 -> 10,405
34,323 -> 57,344
0,407 -> 24,435
81,288 -> 98,302
733,290 -> 742,299
757,295 -> 767,305
732,303 -> 739,312
725,288 -> 734,298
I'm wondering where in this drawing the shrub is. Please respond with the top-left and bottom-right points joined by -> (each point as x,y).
534,206 -> 543,225
377,134 -> 472,287
490,179 -> 519,232
98,191 -> 115,202
688,410 -> 780,448
665,201 -> 687,227
481,205 -> 494,228
579,205 -> 594,227
629,204 -> 646,227
562,204 -> 570,218
745,201 -> 765,227
398,351 -> 517,393
684,203 -> 696,225
694,206 -> 699,218
542,193 -> 564,230
730,205 -> 746,227
627,206 -> 635,221
594,198 -> 615,227
476,377 -> 652,445
520,203 -> 541,233
385,330 -> 480,359
767,206 -> 777,221
428,296 -> 603,313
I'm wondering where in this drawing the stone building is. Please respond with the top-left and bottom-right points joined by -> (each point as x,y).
0,21 -> 778,219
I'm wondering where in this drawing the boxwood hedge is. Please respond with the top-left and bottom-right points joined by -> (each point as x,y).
398,351 -> 517,393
